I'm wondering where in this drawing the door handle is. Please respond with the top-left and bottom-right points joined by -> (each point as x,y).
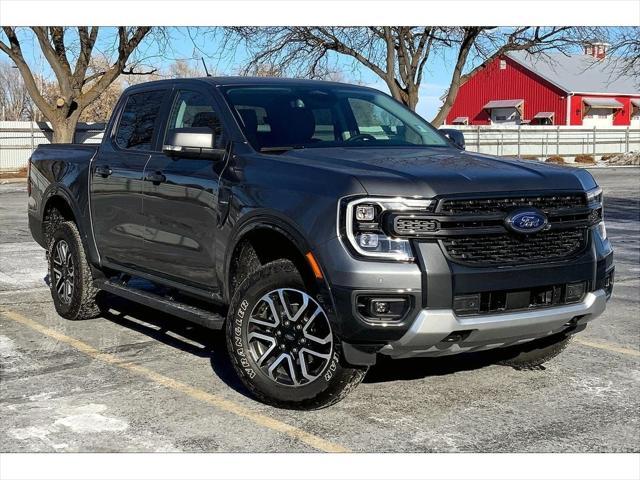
95,166 -> 112,177
145,172 -> 167,184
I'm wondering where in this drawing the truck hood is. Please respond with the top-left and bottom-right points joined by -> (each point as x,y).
279,146 -> 597,196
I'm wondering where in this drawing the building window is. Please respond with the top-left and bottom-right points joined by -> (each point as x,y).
500,60 -> 507,70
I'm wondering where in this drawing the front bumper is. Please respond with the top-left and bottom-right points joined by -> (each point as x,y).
380,289 -> 607,358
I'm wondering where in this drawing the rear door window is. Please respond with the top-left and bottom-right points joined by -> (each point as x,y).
115,90 -> 166,151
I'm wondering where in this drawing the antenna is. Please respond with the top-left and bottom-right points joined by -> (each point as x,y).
201,57 -> 212,77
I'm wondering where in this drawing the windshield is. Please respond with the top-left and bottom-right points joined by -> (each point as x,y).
221,85 -> 449,151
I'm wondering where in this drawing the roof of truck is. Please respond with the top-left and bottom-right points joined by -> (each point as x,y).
124,76 -> 376,92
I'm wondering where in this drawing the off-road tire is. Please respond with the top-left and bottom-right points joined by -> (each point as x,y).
48,221 -> 103,320
495,332 -> 571,369
226,259 -> 367,409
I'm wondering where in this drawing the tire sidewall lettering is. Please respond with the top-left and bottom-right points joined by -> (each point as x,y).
235,295 -> 257,379
324,352 -> 340,381
234,291 -> 336,387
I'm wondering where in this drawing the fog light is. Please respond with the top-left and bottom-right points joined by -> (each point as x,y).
355,205 -> 376,221
566,282 -> 586,303
372,301 -> 390,314
357,296 -> 410,322
604,270 -> 614,296
358,233 -> 379,249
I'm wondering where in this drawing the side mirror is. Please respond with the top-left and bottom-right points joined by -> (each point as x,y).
439,128 -> 466,150
163,127 -> 226,161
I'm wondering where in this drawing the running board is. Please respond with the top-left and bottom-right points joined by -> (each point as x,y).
97,279 -> 225,330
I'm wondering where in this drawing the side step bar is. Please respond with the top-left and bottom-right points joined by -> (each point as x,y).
97,279 -> 225,331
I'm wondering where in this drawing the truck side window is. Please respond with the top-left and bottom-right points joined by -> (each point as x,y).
166,90 -> 227,149
115,90 -> 165,151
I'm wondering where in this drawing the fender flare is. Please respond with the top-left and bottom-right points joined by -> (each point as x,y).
40,184 -> 95,261
223,209 -> 329,302
40,184 -> 84,233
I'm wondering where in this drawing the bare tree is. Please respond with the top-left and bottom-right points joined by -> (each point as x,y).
78,58 -> 125,122
0,27 -> 158,142
169,59 -> 205,78
0,61 -> 31,120
221,27 -> 589,126
607,27 -> 640,83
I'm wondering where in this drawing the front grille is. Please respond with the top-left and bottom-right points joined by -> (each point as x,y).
441,229 -> 587,265
439,194 -> 587,215
453,282 -> 588,316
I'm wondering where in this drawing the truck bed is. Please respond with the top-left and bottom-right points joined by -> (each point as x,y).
28,143 -> 98,249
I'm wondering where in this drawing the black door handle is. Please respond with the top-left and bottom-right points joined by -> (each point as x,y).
95,166 -> 112,177
145,172 -> 167,184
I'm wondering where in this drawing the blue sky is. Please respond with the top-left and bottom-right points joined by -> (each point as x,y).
0,27 -> 454,120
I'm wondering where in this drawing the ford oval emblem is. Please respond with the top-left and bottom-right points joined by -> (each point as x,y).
505,209 -> 548,234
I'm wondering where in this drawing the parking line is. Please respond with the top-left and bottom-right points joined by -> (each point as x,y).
574,338 -> 640,357
0,309 -> 350,453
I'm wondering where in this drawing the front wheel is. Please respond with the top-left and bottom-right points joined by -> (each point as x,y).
226,259 -> 367,409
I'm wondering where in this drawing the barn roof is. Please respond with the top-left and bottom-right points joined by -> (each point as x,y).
505,51 -> 639,96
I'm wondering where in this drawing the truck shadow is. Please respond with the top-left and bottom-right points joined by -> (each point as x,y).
99,294 -> 250,397
363,352 -> 499,384
98,293 -> 502,391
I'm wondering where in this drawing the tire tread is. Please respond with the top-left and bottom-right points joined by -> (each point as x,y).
48,221 -> 102,320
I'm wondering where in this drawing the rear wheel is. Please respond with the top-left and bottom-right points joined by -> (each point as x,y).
226,259 -> 367,409
48,221 -> 103,320
495,332 -> 571,369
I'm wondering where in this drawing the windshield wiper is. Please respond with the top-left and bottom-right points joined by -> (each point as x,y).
259,145 -> 306,153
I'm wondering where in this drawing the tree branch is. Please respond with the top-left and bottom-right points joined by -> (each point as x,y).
0,27 -> 56,120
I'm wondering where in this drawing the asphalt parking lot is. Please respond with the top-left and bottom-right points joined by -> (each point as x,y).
1,168 -> 638,453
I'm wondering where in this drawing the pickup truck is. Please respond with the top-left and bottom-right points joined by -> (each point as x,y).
28,77 -> 614,409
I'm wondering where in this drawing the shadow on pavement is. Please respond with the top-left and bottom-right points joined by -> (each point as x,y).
600,195 -> 639,223
99,294 -> 250,397
98,293 -> 506,390
364,350 -> 500,384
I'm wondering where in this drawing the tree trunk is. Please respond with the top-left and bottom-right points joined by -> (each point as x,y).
406,88 -> 419,112
430,27 -> 481,127
51,116 -> 80,143
431,89 -> 457,127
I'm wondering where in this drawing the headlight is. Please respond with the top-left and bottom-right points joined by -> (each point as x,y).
586,186 -> 603,205
586,187 -> 606,239
340,196 -> 434,261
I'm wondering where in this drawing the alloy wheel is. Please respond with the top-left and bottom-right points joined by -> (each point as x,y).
52,239 -> 74,304
247,288 -> 333,387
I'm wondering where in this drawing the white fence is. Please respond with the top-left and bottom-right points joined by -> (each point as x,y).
0,121 -> 105,171
2,122 -> 640,171
447,125 -> 640,161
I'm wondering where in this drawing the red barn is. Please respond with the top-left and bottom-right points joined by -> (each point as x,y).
446,44 -> 640,127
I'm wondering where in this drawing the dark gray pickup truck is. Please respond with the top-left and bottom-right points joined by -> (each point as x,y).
28,77 -> 614,408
